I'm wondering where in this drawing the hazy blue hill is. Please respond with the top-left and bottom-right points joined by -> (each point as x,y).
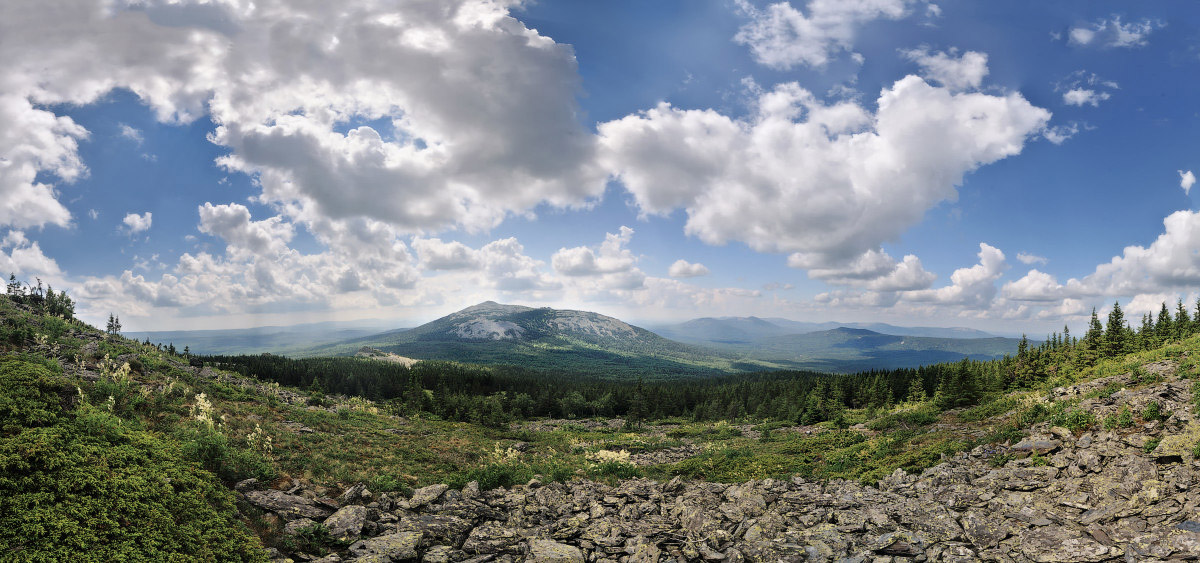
651,316 -> 794,344
740,327 -> 1022,372
653,316 -> 997,347
127,319 -> 403,355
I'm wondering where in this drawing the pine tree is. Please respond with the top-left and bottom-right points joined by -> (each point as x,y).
6,273 -> 19,296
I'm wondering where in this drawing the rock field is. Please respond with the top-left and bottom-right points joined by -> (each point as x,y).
248,361 -> 1200,562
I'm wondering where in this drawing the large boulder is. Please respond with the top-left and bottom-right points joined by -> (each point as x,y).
525,539 -> 584,562
323,505 -> 368,542
244,489 -> 334,521
409,484 -> 448,509
1018,528 -> 1115,562
348,531 -> 422,562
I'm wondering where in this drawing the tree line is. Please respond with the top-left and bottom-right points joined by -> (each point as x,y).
5,273 -> 75,319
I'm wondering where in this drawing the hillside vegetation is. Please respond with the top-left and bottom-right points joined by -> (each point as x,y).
5,279 -> 1200,560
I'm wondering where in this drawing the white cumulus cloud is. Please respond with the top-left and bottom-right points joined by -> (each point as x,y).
1180,170 -> 1195,195
1062,88 -> 1110,107
900,47 -> 988,91
551,227 -> 645,291
791,248 -> 935,291
906,243 -> 1007,308
1016,252 -> 1048,265
0,0 -> 606,237
122,212 -> 153,234
668,259 -> 710,278
599,77 -> 1050,268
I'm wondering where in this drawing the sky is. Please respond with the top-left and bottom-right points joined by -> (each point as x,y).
3,0 -> 1200,335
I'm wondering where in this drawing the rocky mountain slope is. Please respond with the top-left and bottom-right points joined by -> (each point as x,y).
247,358 -> 1200,562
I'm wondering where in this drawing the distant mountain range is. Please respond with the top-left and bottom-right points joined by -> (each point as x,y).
295,302 -> 771,379
649,316 -> 996,345
138,304 -> 1025,377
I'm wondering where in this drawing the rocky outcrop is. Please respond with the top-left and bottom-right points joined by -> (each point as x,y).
257,364 -> 1200,562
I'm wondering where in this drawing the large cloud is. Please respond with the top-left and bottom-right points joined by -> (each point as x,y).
1,0 -> 604,234
598,77 -> 1050,267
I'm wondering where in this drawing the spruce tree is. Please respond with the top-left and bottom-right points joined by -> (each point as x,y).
1103,301 -> 1127,358
1177,299 -> 1191,340
1156,302 -> 1174,344
1084,308 -> 1104,348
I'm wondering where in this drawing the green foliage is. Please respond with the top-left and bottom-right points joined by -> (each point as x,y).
1103,406 -> 1134,430
1050,406 -> 1096,432
1144,437 -> 1162,455
957,395 -> 1018,422
1085,381 -> 1125,399
1142,400 -> 1163,422
177,425 -> 278,484
449,461 -> 534,491
587,461 -> 641,480
1029,452 -> 1048,466
866,407 -> 939,432
0,358 -> 265,562
280,523 -> 345,556
988,453 -> 1013,467
0,355 -> 76,433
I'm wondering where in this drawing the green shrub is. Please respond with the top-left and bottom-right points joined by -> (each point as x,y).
0,359 -> 266,562
1142,401 -> 1163,422
281,523 -> 345,556
1144,437 -> 1162,454
0,355 -> 77,433
1051,407 -> 1096,432
178,425 -> 277,483
449,462 -> 533,491
957,396 -> 1018,422
867,407 -> 939,432
588,461 -> 640,480
1103,406 -> 1134,430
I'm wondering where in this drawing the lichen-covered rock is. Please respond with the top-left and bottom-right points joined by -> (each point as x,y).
461,522 -> 521,555
324,505 -> 367,542
348,531 -> 422,562
245,489 -> 335,521
525,539 -> 584,562
409,484 -> 448,509
1019,527 -> 1114,562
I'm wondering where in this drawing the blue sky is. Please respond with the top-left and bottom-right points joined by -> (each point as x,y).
3,0 -> 1200,335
